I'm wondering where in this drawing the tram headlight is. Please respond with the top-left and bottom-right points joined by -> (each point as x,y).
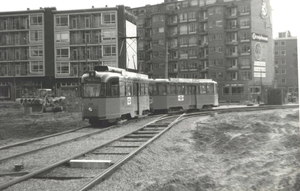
88,107 -> 93,112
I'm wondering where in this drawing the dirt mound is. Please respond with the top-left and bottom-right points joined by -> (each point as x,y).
191,109 -> 300,190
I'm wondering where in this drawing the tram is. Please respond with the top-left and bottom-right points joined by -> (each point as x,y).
81,66 -> 150,125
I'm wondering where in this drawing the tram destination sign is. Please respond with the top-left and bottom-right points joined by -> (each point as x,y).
84,77 -> 100,82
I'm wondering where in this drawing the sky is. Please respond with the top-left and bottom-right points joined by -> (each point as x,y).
0,0 -> 299,38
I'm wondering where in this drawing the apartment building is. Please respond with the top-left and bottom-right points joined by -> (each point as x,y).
131,0 -> 274,102
274,31 -> 298,99
0,5 -> 137,100
0,7 -> 55,99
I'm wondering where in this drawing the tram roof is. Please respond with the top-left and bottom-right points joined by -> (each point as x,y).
82,68 -> 149,83
153,78 -> 217,84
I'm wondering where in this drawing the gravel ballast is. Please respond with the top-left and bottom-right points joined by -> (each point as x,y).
1,103 -> 299,191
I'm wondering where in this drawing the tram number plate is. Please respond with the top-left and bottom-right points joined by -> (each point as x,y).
127,97 -> 131,105
178,95 -> 184,101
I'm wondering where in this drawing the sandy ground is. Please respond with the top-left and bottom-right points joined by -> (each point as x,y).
0,102 -> 299,191
0,102 -> 88,145
92,108 -> 300,191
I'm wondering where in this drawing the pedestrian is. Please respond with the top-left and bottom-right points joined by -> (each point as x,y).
257,94 -> 260,104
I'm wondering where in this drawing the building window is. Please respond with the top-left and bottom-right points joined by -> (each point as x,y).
223,84 -> 230,95
30,61 -> 43,73
103,13 -> 116,24
188,49 -> 197,58
281,50 -> 286,56
103,61 -> 117,67
179,37 -> 188,47
188,12 -> 197,20
240,18 -> 250,28
206,0 -> 216,4
57,62 -> 70,74
281,69 -> 286,74
275,69 -> 279,74
158,27 -> 164,33
103,45 -> 116,57
240,30 -> 251,41
281,78 -> 286,83
189,36 -> 197,46
240,4 -> 250,14
228,7 -> 237,16
168,15 -> 178,24
240,71 -> 252,80
56,31 -> 69,42
30,30 -> 43,41
240,44 -> 251,54
215,20 -> 223,27
179,13 -> 188,22
227,72 -> 237,80
179,25 -> 188,34
189,23 -> 197,33
56,47 -> 69,58
240,58 -> 250,68
56,15 -> 68,26
275,51 -> 279,56
275,41 -> 279,46
281,60 -> 286,65
102,29 -> 116,41
30,46 -> 43,57
179,50 -> 188,59
30,14 -> 43,26
280,41 -> 286,46
232,84 -> 244,95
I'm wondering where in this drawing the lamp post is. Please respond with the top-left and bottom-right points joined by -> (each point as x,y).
12,34 -> 16,100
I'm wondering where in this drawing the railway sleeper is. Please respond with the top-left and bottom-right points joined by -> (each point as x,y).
125,134 -> 154,139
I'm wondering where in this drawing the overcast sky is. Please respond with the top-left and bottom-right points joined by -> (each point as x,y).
0,0 -> 299,38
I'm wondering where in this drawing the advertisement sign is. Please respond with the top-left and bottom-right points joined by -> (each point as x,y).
254,61 -> 266,67
252,32 -> 269,42
254,72 -> 266,78
254,67 -> 266,72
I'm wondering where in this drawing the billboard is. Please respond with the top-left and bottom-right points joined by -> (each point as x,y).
126,21 -> 137,70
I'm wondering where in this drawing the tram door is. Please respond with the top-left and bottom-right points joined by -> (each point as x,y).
190,85 -> 197,108
134,83 -> 140,115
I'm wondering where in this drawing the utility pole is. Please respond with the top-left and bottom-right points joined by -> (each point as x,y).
165,40 -> 168,79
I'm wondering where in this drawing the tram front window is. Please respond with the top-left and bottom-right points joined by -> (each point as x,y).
82,83 -> 106,97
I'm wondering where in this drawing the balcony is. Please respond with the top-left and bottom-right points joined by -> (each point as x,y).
198,17 -> 208,22
224,25 -> 239,31
225,52 -> 238,58
225,40 -> 238,45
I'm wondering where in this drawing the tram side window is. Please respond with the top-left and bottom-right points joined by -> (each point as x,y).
126,82 -> 133,96
140,83 -> 145,96
207,83 -> 214,94
200,84 -> 207,94
169,84 -> 176,95
145,84 -> 149,95
100,85 -> 106,96
119,82 -> 125,96
189,86 -> 196,94
158,84 -> 167,95
177,84 -> 185,95
111,83 -> 119,97
150,84 -> 158,95
149,84 -> 153,96
133,83 -> 138,96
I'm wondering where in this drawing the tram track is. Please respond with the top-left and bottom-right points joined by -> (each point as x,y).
0,105 -> 297,190
0,115 -> 165,190
0,126 -> 112,163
